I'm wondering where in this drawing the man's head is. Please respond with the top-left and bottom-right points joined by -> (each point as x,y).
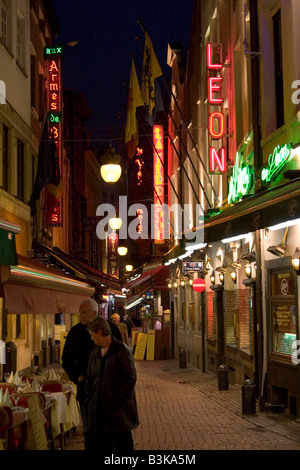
87,317 -> 112,346
79,298 -> 98,325
111,313 -> 120,325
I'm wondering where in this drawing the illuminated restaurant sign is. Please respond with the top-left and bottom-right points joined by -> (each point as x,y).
228,151 -> 254,204
153,125 -> 165,244
261,144 -> 292,185
107,232 -> 119,278
207,43 -> 226,174
45,50 -> 63,226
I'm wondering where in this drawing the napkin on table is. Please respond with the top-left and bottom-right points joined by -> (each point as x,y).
31,377 -> 40,392
13,371 -> 22,386
23,379 -> 33,393
7,372 -> 14,383
3,389 -> 12,407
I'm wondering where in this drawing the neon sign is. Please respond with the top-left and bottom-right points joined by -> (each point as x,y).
207,43 -> 226,174
107,232 -> 119,278
228,152 -> 254,204
45,56 -> 63,226
44,46 -> 64,58
261,144 -> 292,184
153,125 -> 164,244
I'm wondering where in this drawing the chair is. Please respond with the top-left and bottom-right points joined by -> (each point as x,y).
0,406 -> 12,450
15,392 -> 46,410
42,381 -> 62,393
0,383 -> 16,395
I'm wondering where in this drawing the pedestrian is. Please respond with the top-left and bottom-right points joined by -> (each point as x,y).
61,298 -> 121,448
85,316 -> 139,451
154,318 -> 162,330
111,313 -> 129,346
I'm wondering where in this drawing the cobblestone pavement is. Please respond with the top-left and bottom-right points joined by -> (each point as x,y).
64,359 -> 300,451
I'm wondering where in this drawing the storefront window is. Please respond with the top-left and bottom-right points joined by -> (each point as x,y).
271,269 -> 297,356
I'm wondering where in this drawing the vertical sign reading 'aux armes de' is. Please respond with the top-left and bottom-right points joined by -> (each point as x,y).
44,46 -> 63,226
153,125 -> 164,244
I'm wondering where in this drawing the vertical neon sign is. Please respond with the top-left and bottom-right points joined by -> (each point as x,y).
153,125 -> 164,244
45,50 -> 63,226
207,43 -> 226,174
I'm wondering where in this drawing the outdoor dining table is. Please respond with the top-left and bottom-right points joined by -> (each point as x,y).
43,384 -> 80,440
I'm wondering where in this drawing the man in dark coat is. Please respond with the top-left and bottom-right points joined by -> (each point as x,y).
62,298 -> 121,448
85,316 -> 139,451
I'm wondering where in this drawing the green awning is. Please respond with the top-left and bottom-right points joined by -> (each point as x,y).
204,178 -> 300,243
0,228 -> 18,265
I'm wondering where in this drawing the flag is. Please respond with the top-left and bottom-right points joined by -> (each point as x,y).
29,118 -> 61,214
141,31 -> 162,118
125,60 -> 144,159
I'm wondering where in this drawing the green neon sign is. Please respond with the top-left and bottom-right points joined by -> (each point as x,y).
261,143 -> 292,184
44,46 -> 64,59
228,152 -> 253,204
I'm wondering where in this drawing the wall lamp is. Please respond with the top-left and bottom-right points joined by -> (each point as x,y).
174,281 -> 178,289
219,272 -> 224,285
180,280 -> 185,288
125,264 -> 133,272
245,264 -> 252,279
230,270 -> 237,284
291,247 -> 300,275
210,271 -> 215,285
117,246 -> 128,256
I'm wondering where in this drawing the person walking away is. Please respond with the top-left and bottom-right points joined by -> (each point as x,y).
111,313 -> 129,346
85,317 -> 139,451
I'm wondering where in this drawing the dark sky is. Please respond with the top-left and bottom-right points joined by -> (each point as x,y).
51,0 -> 194,145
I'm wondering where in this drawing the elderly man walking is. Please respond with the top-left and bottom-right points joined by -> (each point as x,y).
111,313 -> 129,346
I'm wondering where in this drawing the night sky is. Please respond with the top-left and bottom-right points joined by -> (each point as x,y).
51,0 -> 194,145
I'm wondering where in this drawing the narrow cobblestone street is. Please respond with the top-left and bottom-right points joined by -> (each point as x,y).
64,359 -> 300,452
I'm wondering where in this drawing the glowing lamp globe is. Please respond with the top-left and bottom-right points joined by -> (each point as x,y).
100,164 -> 122,183
118,246 -> 128,256
100,144 -> 122,183
108,218 -> 122,230
125,264 -> 133,272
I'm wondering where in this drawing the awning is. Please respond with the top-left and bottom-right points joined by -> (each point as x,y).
125,265 -> 169,291
204,178 -> 300,243
3,255 -> 95,315
30,243 -> 123,294
0,219 -> 20,266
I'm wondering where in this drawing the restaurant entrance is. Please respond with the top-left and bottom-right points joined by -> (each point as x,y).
266,258 -> 299,416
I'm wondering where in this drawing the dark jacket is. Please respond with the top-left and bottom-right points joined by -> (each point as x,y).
62,320 -> 122,402
85,337 -> 139,437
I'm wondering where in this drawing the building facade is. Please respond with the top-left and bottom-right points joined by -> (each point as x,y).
166,0 -> 300,416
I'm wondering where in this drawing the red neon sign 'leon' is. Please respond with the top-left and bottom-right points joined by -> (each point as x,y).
207,43 -> 226,174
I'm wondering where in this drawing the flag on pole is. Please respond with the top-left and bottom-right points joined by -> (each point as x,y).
29,118 -> 61,215
141,31 -> 162,118
125,60 -> 144,159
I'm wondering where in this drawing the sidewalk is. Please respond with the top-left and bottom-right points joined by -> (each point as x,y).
64,359 -> 300,451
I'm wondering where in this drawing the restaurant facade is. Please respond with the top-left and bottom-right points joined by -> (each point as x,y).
165,0 -> 300,416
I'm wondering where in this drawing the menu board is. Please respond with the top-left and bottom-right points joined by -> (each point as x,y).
146,330 -> 155,360
134,333 -> 147,360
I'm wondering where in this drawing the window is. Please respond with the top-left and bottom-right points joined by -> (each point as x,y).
270,269 -> 297,357
16,14 -> 25,70
17,139 -> 24,201
1,0 -> 7,45
2,124 -> 8,191
273,9 -> 284,128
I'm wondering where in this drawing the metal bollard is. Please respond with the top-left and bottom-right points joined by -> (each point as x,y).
179,348 -> 187,368
242,379 -> 256,414
217,364 -> 229,390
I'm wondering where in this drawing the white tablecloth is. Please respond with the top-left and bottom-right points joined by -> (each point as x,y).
44,388 -> 80,438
